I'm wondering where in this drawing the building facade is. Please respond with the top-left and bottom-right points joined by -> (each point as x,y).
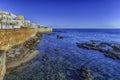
24,20 -> 31,28
0,10 -> 44,29
0,11 -> 12,29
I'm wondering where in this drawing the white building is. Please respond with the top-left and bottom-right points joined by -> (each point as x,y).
0,10 -> 44,29
24,20 -> 31,27
13,20 -> 22,28
37,24 -> 44,28
0,10 -> 25,29
29,23 -> 36,28
0,11 -> 12,29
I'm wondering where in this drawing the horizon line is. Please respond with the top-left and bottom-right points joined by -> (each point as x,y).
52,27 -> 120,29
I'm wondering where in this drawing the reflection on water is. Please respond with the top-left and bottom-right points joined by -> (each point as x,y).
6,29 -> 120,80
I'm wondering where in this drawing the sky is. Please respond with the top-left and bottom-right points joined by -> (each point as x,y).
0,0 -> 120,28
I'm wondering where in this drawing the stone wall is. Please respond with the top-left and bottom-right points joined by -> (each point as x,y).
0,29 -> 36,50
0,51 -> 6,80
37,27 -> 52,33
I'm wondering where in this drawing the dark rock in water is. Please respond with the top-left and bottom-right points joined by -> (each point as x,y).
36,32 -> 43,38
47,48 -> 51,53
57,35 -> 63,39
76,40 -> 120,60
53,30 -> 62,32
54,48 -> 59,51
42,54 -> 48,61
105,49 -> 120,60
76,66 -> 93,80
47,33 -> 52,35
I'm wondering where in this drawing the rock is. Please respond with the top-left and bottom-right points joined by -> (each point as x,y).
23,36 -> 40,49
15,51 -> 21,55
36,32 -> 43,37
76,66 -> 93,80
0,50 -> 4,53
112,45 -> 120,52
76,40 -> 120,60
54,48 -> 59,51
15,49 -> 20,52
90,40 -> 98,44
42,54 -> 48,61
105,49 -> 120,59
66,71 -> 71,76
47,48 -> 51,53
8,53 -> 15,58
57,35 -> 63,39
47,33 -> 52,35
76,42 -> 82,47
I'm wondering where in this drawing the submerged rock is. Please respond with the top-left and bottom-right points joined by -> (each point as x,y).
36,32 -> 43,38
76,40 -> 120,60
42,54 -> 49,61
54,48 -> 59,51
57,35 -> 64,39
76,66 -> 93,80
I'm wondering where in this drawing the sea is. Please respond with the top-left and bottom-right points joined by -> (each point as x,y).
6,29 -> 120,80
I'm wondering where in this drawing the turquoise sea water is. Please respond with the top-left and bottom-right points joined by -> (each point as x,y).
6,29 -> 120,80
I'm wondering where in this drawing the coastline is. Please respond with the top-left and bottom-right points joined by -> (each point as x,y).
0,28 -> 52,80
6,32 -> 42,72
4,29 -> 120,80
6,37 -> 40,71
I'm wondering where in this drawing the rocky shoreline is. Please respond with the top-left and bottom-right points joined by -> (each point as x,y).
6,32 -> 43,73
76,66 -> 93,80
76,40 -> 120,60
0,28 -> 52,80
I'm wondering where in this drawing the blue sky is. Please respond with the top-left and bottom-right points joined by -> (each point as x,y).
0,0 -> 120,28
